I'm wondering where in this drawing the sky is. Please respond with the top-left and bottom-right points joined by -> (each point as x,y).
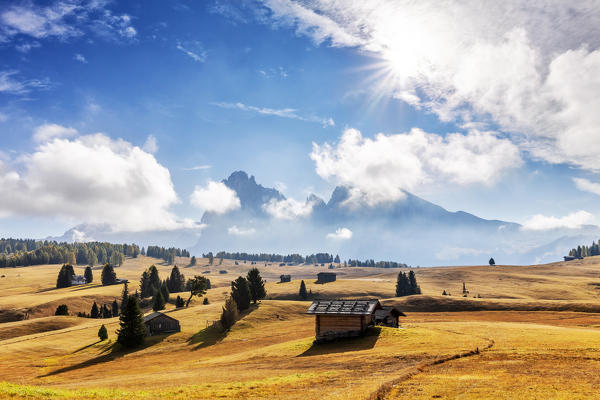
1,0 -> 600,239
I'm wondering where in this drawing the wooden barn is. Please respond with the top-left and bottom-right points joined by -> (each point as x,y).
374,306 -> 405,328
316,272 -> 336,283
143,312 -> 180,336
280,274 -> 291,283
307,299 -> 381,342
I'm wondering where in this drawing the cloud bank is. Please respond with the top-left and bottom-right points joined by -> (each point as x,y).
326,227 -> 353,240
190,181 -> 241,214
521,211 -> 595,231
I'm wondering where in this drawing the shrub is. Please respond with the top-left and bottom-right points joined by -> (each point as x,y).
55,304 -> 69,316
98,324 -> 108,341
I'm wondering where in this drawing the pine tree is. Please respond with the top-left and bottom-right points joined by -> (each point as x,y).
168,265 -> 185,293
190,256 -> 196,266
140,271 -> 150,298
208,252 -> 214,265
98,324 -> 108,341
117,295 -> 146,348
185,276 -> 209,307
334,255 -> 340,263
220,296 -> 238,331
90,301 -> 99,318
148,265 -> 161,293
299,280 -> 308,300
408,270 -> 421,295
120,282 -> 129,311
160,280 -> 170,303
231,276 -> 251,312
203,297 -> 209,305
246,268 -> 266,304
56,264 -> 75,288
101,264 -> 117,285
55,304 -> 69,316
152,290 -> 165,311
489,257 -> 495,266
112,299 -> 119,317
396,272 -> 410,297
84,266 -> 93,284
175,296 -> 184,308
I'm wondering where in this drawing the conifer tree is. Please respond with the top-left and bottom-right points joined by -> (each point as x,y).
395,272 -> 409,297
112,299 -> 119,317
55,304 -> 69,316
148,265 -> 161,292
190,256 -> 196,266
90,301 -> 99,318
160,281 -> 170,303
203,297 -> 209,305
489,257 -> 495,266
175,295 -> 184,308
408,270 -> 421,294
117,295 -> 146,348
299,280 -> 308,300
152,290 -> 165,311
185,275 -> 209,307
56,264 -> 75,288
139,271 -> 150,298
101,263 -> 117,285
103,304 -> 112,318
120,282 -> 129,311
220,296 -> 238,331
84,266 -> 93,283
231,276 -> 251,312
168,265 -> 185,293
98,324 -> 108,341
246,268 -> 266,304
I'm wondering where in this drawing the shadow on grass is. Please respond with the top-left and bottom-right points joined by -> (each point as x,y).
186,304 -> 258,351
297,327 -> 381,357
38,334 -> 173,378
72,340 -> 102,353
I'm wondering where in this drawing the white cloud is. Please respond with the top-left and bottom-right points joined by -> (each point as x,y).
258,1 -> 600,171
0,70 -> 50,94
0,1 -> 137,44
33,123 -> 78,142
263,197 -> 315,219
0,132 -> 187,232
326,227 -> 353,240
15,41 -> 40,53
142,134 -> 158,154
212,101 -> 334,127
521,211 -> 595,231
190,181 -> 241,214
176,41 -> 207,62
183,165 -> 212,171
228,225 -> 256,236
311,127 -> 521,205
573,178 -> 600,196
73,53 -> 87,63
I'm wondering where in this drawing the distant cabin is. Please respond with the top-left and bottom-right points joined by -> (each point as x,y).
280,274 -> 291,283
71,275 -> 86,285
144,312 -> 180,336
317,272 -> 336,283
307,299 -> 390,342
374,306 -> 405,328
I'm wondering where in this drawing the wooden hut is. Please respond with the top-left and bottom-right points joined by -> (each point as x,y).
280,274 -> 291,283
143,312 -> 181,336
316,272 -> 336,283
306,299 -> 381,342
374,306 -> 405,328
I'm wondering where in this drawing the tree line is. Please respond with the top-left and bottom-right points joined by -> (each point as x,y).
144,246 -> 190,264
220,268 -> 266,330
395,271 -> 421,296
56,263 -> 121,288
0,239 -> 138,268
568,240 -> 600,259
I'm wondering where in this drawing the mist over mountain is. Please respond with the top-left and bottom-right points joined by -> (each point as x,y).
51,171 -> 600,266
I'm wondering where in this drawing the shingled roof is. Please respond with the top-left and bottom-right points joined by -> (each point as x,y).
143,312 -> 179,323
306,300 -> 380,315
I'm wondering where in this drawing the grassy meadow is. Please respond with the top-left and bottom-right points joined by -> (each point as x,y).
1,255 -> 600,398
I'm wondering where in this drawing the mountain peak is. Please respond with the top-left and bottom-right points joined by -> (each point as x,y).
222,170 -> 284,213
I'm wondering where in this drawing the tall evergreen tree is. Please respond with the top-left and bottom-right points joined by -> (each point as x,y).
190,256 -> 196,266
120,282 -> 129,311
112,299 -> 119,317
84,266 -> 93,284
208,252 -> 214,265
148,265 -> 161,294
299,280 -> 308,300
117,295 -> 146,348
175,295 -> 184,308
139,271 -> 150,298
101,264 -> 117,285
98,324 -> 108,341
408,270 -> 421,294
489,257 -> 495,266
246,268 -> 266,304
231,276 -> 251,312
160,280 -> 170,303
152,290 -> 165,311
220,296 -> 238,331
168,265 -> 185,293
395,272 -> 410,297
56,264 -> 75,288
102,304 -> 112,318
90,301 -> 99,318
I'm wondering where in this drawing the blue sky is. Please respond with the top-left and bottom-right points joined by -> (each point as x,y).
2,0 -> 600,238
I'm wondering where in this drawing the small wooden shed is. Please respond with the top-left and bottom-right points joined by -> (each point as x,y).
143,312 -> 181,336
307,299 -> 381,341
317,272 -> 336,283
280,274 -> 291,283
374,306 -> 405,328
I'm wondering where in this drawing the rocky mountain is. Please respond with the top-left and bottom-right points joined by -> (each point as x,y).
51,170 -> 600,266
